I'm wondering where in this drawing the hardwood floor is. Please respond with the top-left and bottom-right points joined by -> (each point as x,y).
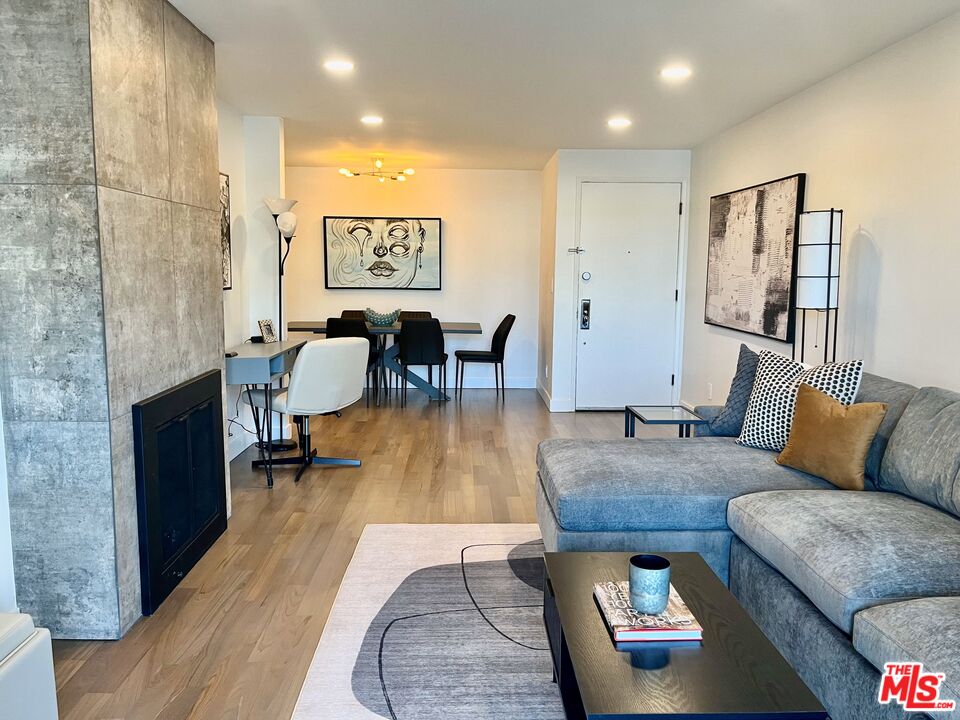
52,389 -> 667,719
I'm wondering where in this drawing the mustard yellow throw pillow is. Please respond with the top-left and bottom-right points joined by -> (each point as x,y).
776,384 -> 888,490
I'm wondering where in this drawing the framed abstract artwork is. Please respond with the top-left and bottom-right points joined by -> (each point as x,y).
218,172 -> 232,290
704,174 -> 806,342
323,216 -> 442,290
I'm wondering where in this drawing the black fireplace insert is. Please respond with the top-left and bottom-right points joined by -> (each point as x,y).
133,369 -> 227,615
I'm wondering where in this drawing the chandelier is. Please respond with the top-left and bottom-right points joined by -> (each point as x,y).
338,157 -> 415,183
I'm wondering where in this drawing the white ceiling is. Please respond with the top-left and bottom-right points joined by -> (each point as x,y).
173,0 -> 960,170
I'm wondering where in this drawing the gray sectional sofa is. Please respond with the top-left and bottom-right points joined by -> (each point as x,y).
536,373 -> 960,720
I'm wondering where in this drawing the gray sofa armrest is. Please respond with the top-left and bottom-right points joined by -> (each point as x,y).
693,405 -> 724,437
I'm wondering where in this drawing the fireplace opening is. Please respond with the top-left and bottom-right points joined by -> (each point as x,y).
133,370 -> 227,615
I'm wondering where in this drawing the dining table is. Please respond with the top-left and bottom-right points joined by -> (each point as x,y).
287,320 -> 483,401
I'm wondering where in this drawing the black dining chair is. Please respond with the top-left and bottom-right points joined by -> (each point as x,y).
455,314 -> 516,400
341,310 -> 387,395
325,317 -> 382,406
397,319 -> 447,407
393,311 -> 433,391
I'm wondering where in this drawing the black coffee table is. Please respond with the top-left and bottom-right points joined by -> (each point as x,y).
543,552 -> 827,719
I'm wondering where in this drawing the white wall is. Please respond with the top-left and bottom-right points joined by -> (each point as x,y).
218,110 -> 291,458
540,149 -> 692,411
284,167 -> 542,388
537,153 -> 559,401
243,117 -> 287,337
0,389 -> 16,612
681,14 -> 960,406
217,100 -> 256,462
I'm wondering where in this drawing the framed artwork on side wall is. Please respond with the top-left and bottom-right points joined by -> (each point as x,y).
219,172 -> 232,290
704,173 -> 805,342
323,216 -> 442,290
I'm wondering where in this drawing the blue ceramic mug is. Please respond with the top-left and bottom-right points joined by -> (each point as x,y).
629,554 -> 671,614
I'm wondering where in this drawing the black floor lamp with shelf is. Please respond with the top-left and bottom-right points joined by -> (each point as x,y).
793,208 -> 843,364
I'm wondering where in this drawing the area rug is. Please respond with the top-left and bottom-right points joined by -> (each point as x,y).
292,524 -> 564,719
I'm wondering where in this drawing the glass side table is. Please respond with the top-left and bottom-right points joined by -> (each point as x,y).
624,405 -> 708,438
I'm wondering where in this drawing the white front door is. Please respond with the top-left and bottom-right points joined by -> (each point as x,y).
575,182 -> 682,410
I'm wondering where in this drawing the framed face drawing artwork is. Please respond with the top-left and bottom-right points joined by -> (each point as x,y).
323,216 -> 441,290
704,174 -> 805,342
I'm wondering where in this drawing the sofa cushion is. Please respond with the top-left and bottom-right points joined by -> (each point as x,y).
854,597 -> 960,710
0,613 -> 35,662
536,437 -> 833,533
707,343 -> 760,437
692,405 -> 724,437
879,386 -> 960,518
855,373 -> 918,483
739,351 -> 863,452
728,490 -> 960,634
775,383 -> 888,491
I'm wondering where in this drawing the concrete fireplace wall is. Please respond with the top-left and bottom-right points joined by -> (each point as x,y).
0,0 -> 223,638
91,0 -> 223,635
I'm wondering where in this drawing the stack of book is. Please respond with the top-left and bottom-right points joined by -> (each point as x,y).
593,580 -> 703,643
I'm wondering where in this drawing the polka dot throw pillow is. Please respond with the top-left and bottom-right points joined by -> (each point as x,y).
738,350 -> 864,451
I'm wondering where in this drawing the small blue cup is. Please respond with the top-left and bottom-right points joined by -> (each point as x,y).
629,554 -> 671,614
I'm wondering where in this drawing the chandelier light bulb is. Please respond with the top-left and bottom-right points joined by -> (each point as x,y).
323,58 -> 354,74
338,158 -> 415,182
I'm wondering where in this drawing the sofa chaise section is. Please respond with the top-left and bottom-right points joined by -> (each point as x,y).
536,436 -> 833,580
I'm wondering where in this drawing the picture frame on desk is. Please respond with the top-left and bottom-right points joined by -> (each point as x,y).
258,319 -> 278,343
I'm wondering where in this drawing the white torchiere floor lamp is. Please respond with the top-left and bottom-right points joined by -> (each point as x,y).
263,197 -> 299,451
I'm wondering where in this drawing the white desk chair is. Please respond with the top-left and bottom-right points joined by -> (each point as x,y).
244,337 -> 368,482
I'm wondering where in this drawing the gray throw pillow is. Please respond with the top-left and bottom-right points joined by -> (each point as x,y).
708,344 -> 760,437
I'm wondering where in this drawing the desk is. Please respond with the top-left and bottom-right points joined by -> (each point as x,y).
288,320 -> 482,400
225,338 -> 307,487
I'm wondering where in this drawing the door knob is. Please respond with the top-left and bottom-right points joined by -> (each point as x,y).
580,299 -> 591,330
581,271 -> 591,281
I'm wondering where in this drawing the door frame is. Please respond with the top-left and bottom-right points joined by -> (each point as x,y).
570,177 -> 690,409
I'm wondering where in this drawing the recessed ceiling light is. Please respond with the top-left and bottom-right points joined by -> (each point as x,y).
607,116 -> 632,129
361,115 -> 383,126
660,65 -> 692,81
403,168 -> 415,175
323,58 -> 354,74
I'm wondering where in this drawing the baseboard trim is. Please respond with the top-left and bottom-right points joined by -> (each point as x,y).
549,397 -> 575,413
536,380 -> 552,409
